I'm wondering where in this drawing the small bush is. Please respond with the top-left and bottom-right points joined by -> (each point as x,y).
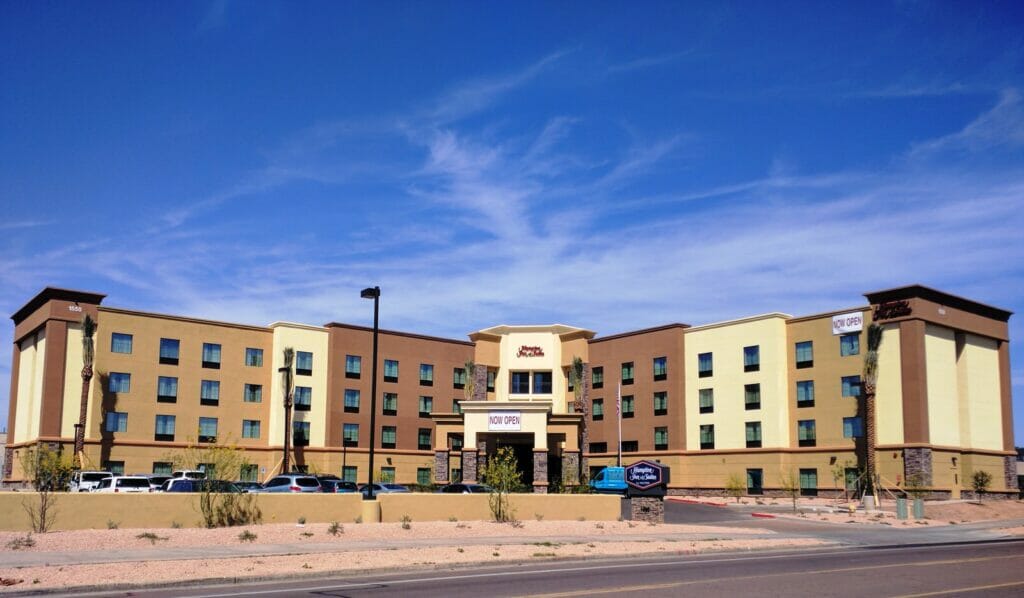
535,513 -> 544,521
448,516 -> 458,522
106,520 -> 119,530
327,521 -> 343,536
170,521 -> 182,529
7,535 -> 35,550
354,515 -> 363,524
301,532 -> 314,538
238,530 -> 257,543
401,515 -> 412,530
297,516 -> 307,525
136,532 -> 168,545
457,547 -> 465,553
971,471 -> 993,499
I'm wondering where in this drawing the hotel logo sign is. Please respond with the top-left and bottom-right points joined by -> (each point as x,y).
874,300 -> 912,321
487,411 -> 522,431
831,312 -> 864,335
625,460 -> 666,491
516,345 -> 545,358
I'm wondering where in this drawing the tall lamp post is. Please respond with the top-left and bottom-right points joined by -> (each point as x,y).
360,286 -> 381,499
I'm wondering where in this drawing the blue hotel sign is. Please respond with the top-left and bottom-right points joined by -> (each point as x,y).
625,460 -> 666,491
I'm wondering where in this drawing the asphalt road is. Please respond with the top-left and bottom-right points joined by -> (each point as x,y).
83,539 -> 1023,598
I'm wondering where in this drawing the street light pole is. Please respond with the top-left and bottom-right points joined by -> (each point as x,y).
361,286 -> 381,500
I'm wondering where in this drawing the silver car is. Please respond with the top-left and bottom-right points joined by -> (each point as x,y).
259,474 -> 321,493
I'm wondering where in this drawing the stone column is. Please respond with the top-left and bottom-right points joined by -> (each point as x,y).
630,497 -> 664,523
472,365 -> 488,401
562,450 -> 580,487
434,450 -> 449,484
533,449 -> 548,493
1004,456 -> 1019,491
462,449 -> 478,483
903,447 -> 933,487
477,439 -> 488,474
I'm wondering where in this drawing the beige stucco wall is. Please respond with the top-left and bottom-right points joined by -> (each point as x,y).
875,323 -> 904,445
14,329 -> 46,444
269,323 -> 330,448
462,402 -> 551,450
495,331 -> 566,412
925,324 -> 959,447
61,323 -> 96,438
957,334 -> 1003,451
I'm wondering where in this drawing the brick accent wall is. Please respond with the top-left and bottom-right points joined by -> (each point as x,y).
1004,456 -> 1019,491
533,451 -> 548,493
903,447 -> 933,486
630,497 -> 664,522
562,451 -> 580,486
434,450 -> 449,483
462,449 -> 478,483
472,365 -> 487,401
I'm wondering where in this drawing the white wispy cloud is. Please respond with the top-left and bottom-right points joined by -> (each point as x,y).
607,50 -> 693,74
909,88 -> 1024,157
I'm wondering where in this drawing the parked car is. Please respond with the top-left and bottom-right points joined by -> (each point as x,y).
259,474 -> 321,493
437,483 -> 493,494
143,474 -> 172,491
92,476 -> 153,493
589,466 -> 628,496
359,483 -> 410,498
313,475 -> 358,493
70,471 -> 112,492
233,481 -> 264,492
171,470 -> 206,480
164,479 -> 244,493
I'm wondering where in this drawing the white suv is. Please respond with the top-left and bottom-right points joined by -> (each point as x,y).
92,476 -> 153,493
70,471 -> 112,492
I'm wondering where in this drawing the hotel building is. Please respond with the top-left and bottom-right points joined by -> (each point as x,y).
4,285 -> 1017,498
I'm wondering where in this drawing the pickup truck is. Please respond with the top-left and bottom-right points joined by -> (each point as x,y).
589,466 -> 628,496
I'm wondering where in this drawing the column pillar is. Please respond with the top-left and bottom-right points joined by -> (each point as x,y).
533,449 -> 548,493
472,365 -> 488,401
1004,455 -> 1019,492
562,450 -> 580,487
903,447 -> 933,487
434,450 -> 449,484
461,449 -> 478,483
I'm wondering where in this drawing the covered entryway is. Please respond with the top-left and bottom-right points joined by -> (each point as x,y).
477,432 -> 535,488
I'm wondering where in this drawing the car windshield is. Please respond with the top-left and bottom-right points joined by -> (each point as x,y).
82,473 -> 110,482
117,478 -> 151,488
296,478 -> 319,488
383,484 -> 406,490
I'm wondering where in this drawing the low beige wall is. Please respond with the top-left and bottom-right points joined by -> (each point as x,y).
377,493 -> 620,523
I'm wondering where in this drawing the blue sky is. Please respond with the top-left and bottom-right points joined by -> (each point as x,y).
2,2 -> 1023,439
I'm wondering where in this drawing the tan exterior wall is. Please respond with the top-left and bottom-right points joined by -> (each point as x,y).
377,493 -> 619,522
875,324 -> 904,445
925,324 -> 960,447
495,331 -> 565,410
14,329 -> 45,444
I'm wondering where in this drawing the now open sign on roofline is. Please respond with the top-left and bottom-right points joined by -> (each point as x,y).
487,411 -> 522,431
832,312 -> 864,335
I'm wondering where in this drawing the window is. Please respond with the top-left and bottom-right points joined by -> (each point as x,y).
111,333 -> 133,354
345,355 -> 361,379
699,388 -> 714,414
745,383 -> 761,410
344,389 -> 360,413
293,421 -> 310,446
747,468 -> 764,495
418,428 -> 432,451
590,442 -> 608,453
621,440 -> 638,452
592,366 -> 604,389
698,352 -> 713,377
744,345 -> 760,372
592,399 -> 604,421
294,386 -> 312,411
653,391 -> 668,416
653,357 -> 667,381
380,467 -> 396,483
343,423 -> 359,447
295,351 -> 313,376
533,371 -> 552,394
453,367 -> 466,389
796,380 -> 815,407
105,461 -> 125,476
109,372 -> 131,393
621,362 -> 634,385
453,400 -> 462,414
202,343 -> 221,369
621,395 -> 634,418
245,348 -> 263,367
654,427 -> 668,451
486,370 -> 495,392
239,464 -> 258,482
420,364 -> 434,386
566,368 -> 573,392
155,415 -> 175,441
746,421 -> 762,448
798,420 -> 816,447
450,468 -> 462,483
242,419 -> 261,439
198,417 -> 218,443
699,424 -> 715,449
383,392 -> 398,416
200,380 -> 220,406
840,333 -> 860,357
417,468 -> 431,486
510,371 -> 530,394
795,341 -> 813,369
841,375 -> 861,398
450,435 -> 463,451
843,416 -> 864,438
419,396 -> 433,417
105,411 -> 127,433
799,468 -> 818,496
384,359 -> 399,383
342,466 -> 358,483
157,376 -> 178,403
845,468 -> 859,492
382,426 -> 397,449
153,462 -> 173,475
244,383 -> 262,403
159,338 -> 180,365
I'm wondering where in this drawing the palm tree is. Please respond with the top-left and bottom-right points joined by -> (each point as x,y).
463,360 -> 476,402
862,323 -> 884,499
73,314 -> 96,468
280,347 -> 295,474
569,356 -> 589,481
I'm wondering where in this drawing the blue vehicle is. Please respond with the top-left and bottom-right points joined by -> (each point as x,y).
589,466 -> 628,496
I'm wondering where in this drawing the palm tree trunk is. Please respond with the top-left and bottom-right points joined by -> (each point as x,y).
74,366 -> 92,467
865,384 -> 877,496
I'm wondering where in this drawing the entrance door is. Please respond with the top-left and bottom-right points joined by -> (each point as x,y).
479,433 -> 535,489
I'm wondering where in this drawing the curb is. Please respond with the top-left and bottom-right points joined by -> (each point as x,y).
666,497 -> 727,507
751,513 -> 776,519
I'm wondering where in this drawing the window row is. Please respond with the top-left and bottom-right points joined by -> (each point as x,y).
341,424 -> 433,450
112,334 -> 270,370
591,392 -> 668,420
693,376 -> 861,414
695,333 -> 861,378
587,357 -> 669,390
696,416 -> 863,450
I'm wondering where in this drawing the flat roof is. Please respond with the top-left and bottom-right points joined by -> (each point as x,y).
864,284 -> 1012,322
11,287 -> 107,324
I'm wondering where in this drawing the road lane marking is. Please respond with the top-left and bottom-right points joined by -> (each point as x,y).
891,580 -> 1024,597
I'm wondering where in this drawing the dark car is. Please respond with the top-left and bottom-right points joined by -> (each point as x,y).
233,481 -> 264,492
318,478 -> 358,493
164,479 -> 244,493
437,483 -> 493,494
359,483 -> 410,498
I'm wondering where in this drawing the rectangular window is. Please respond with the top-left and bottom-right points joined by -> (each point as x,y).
105,461 -> 125,476
344,389 -> 360,413
245,348 -> 263,367
841,375 -> 861,398
109,372 -> 131,393
453,367 -> 466,389
111,333 -> 133,354
486,370 -> 495,392
744,345 -> 760,372
840,333 -> 860,357
453,400 -> 462,414
420,363 -> 434,386
380,467 -> 396,483
342,466 -> 358,483
698,352 -> 713,377
293,421 -> 310,446
383,392 -> 398,416
621,362 -> 634,385
799,468 -> 818,496
345,355 -> 361,379
419,396 -> 433,417
202,343 -> 221,369
450,468 -> 462,483
152,461 -> 173,475
200,380 -> 220,406
239,464 -> 258,482
795,341 -> 813,369
450,435 -> 463,451
798,420 -> 816,447
621,440 -> 639,452
747,468 -> 764,495
417,468 -> 431,486
198,417 -> 218,443
384,359 -> 399,383
654,427 -> 668,451
532,371 -> 552,394
105,411 -> 127,433
294,386 -> 312,411
653,391 -> 668,416
699,388 -> 714,414
843,416 -> 864,438
653,356 -> 667,381
343,423 -> 359,447
592,366 -> 604,389
744,383 -> 761,410
157,376 -> 178,403
242,419 -> 261,439
746,421 -> 762,448
382,426 -> 397,449
592,398 -> 604,421
796,380 -> 815,407
155,414 -> 175,441
510,371 -> 530,394
295,351 -> 313,376
590,442 -> 607,453
700,424 -> 715,450
621,395 -> 634,418
418,428 -> 432,451
159,338 -> 180,365
244,383 -> 262,403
